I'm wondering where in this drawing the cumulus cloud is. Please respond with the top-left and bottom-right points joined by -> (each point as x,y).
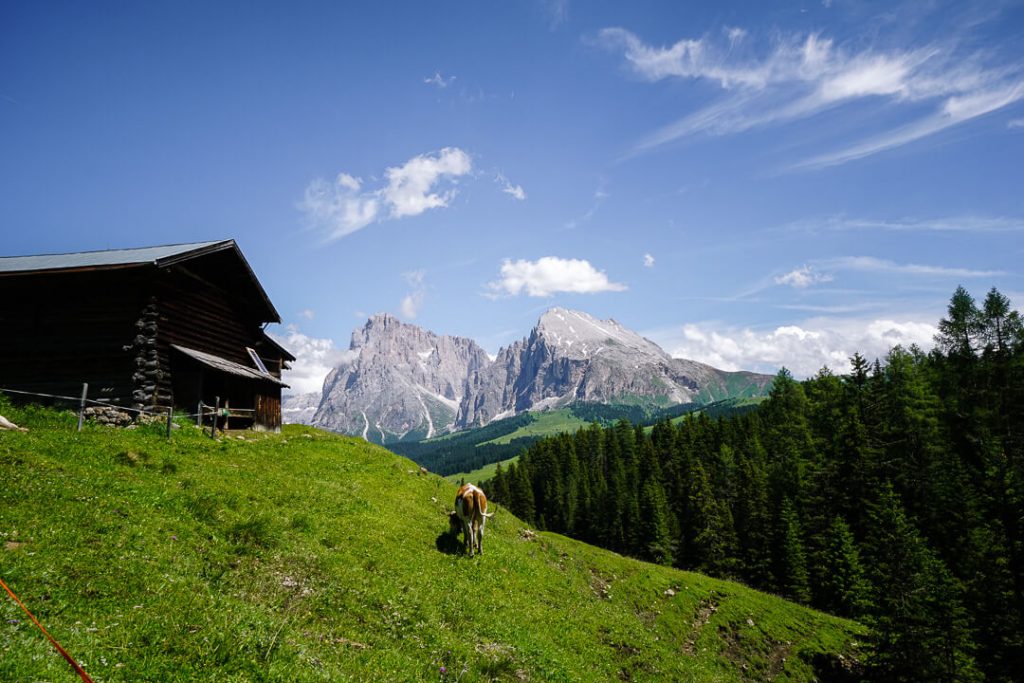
659,317 -> 938,378
400,270 -> 426,319
270,325 -> 352,395
487,256 -> 627,297
299,147 -> 472,240
775,265 -> 833,288
596,26 -> 1024,167
643,253 -> 656,268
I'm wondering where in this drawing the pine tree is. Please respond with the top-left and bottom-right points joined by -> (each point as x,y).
936,285 -> 982,359
863,486 -> 980,682
774,497 -> 811,604
686,460 -> 739,577
638,478 -> 674,565
816,516 -> 870,618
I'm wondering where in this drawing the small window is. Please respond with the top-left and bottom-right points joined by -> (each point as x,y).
246,347 -> 270,375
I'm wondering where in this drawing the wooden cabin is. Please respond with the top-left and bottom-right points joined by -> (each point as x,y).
0,240 -> 294,431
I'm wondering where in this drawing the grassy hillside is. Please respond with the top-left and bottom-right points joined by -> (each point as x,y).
445,455 -> 520,485
1,403 -> 864,681
478,410 -> 590,446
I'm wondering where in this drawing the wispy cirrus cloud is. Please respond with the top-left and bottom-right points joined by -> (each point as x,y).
486,256 -> 627,297
423,71 -> 456,89
821,255 -> 1003,278
750,255 -> 1000,299
400,270 -> 427,319
596,26 -> 1024,168
495,173 -> 527,200
299,147 -> 472,240
787,214 -> 1024,234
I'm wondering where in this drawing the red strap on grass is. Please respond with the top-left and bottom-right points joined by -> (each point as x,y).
0,576 -> 94,683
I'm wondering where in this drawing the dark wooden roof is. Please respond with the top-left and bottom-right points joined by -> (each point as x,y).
0,239 -> 281,323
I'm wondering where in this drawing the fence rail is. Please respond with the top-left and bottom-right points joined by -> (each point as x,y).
0,384 -> 247,439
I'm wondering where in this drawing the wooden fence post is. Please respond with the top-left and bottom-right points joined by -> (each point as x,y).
77,383 -> 88,432
211,396 -> 220,438
196,402 -> 203,427
166,406 -> 173,440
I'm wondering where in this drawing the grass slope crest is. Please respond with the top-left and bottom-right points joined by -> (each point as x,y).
1,401 -> 861,681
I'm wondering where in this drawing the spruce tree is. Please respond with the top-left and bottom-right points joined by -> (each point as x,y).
816,516 -> 870,618
863,486 -> 980,682
774,497 -> 811,604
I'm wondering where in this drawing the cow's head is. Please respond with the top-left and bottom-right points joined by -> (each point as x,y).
448,510 -> 461,532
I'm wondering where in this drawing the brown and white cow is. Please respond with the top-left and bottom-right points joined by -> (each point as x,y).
448,483 -> 493,556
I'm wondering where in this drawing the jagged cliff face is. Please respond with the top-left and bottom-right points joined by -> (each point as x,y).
313,308 -> 773,441
454,308 -> 725,428
311,314 -> 490,443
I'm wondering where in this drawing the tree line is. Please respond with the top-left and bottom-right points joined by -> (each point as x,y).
483,287 -> 1024,682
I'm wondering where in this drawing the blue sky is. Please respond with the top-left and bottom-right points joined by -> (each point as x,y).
3,1 -> 1023,392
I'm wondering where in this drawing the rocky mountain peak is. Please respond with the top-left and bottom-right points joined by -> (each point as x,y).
310,310 -> 774,443
533,307 -> 666,361
312,314 -> 491,443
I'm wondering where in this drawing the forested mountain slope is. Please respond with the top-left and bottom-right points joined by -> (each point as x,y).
486,286 -> 1024,682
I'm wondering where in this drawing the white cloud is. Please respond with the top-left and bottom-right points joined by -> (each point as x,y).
823,255 -> 1003,278
1009,118 -> 1024,129
299,309 -> 315,320
597,27 -> 1024,167
400,270 -> 426,319
270,325 -> 352,395
643,253 -> 656,268
383,147 -> 472,219
424,71 -> 456,88
299,147 -> 472,240
544,0 -> 569,28
791,214 -> 1024,233
298,174 -> 380,239
658,317 -> 938,378
775,265 -> 833,288
487,256 -> 627,297
496,173 -> 527,200
725,26 -> 747,44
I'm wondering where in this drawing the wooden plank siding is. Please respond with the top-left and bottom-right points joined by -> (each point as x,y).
0,243 -> 291,430
0,270 -> 149,406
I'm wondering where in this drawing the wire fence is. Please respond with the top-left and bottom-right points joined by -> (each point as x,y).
0,384 -> 249,439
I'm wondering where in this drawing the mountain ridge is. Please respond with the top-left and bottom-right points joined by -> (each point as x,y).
304,308 -> 774,443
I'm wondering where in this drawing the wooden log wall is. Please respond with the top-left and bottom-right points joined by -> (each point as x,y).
0,270 -> 148,406
0,250 -> 289,428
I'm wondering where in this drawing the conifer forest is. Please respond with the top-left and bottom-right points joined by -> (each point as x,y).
484,287 -> 1024,682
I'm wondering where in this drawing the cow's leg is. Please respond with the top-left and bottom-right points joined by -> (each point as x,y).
463,520 -> 473,556
478,517 -> 485,555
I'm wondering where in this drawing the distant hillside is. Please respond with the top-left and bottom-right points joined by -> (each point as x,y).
393,398 -> 764,477
1,402 -> 862,681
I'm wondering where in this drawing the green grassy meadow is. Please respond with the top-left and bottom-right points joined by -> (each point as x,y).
477,410 -> 589,446
0,402 -> 864,681
445,456 -> 520,485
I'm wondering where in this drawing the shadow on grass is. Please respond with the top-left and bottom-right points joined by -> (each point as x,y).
435,529 -> 463,555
